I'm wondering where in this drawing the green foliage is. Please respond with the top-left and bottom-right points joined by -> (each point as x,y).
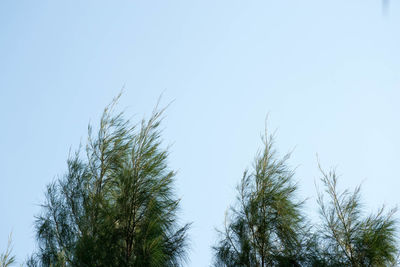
213,127 -> 399,267
30,95 -> 190,266
316,164 -> 398,267
213,129 -> 310,266
0,233 -> 16,267
19,96 -> 399,266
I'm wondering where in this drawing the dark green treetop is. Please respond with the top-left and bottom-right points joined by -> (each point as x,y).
315,164 -> 398,267
213,129 -> 312,267
213,127 -> 399,267
29,95 -> 190,267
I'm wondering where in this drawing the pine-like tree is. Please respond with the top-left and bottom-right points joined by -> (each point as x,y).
213,128 -> 311,267
29,95 -> 190,267
316,164 -> 398,267
212,127 -> 399,267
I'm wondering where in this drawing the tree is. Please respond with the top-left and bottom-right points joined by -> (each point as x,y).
213,126 -> 399,267
316,164 -> 398,267
213,128 -> 312,267
0,233 -> 15,267
30,95 -> 190,266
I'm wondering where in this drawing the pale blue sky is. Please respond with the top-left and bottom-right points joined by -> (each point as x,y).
1,1 -> 400,266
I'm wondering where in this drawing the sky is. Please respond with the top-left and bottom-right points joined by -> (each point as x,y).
1,0 -> 400,266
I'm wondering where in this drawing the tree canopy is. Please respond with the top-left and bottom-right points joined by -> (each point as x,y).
213,128 -> 398,267
2,95 -> 397,266
315,165 -> 398,266
28,96 -> 190,267
213,130 -> 317,267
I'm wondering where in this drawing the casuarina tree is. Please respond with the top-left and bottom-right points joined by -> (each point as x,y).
213,128 -> 311,267
29,95 -> 190,267
212,127 -> 399,267
315,164 -> 398,266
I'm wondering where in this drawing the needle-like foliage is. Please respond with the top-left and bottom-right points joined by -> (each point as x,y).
212,128 -> 400,267
29,95 -> 190,267
213,129 -> 310,267
316,164 -> 398,267
0,233 -> 15,267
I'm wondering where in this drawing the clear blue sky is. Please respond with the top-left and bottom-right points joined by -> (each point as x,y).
1,1 -> 400,266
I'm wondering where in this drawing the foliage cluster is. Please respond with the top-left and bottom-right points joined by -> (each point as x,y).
0,234 -> 15,267
2,97 -> 398,267
213,130 -> 398,267
27,96 -> 190,267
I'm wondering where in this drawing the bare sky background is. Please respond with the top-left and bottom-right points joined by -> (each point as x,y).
1,1 -> 400,266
